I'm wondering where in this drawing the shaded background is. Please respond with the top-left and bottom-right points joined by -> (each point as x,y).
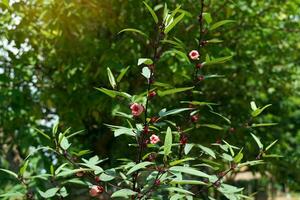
0,0 -> 300,198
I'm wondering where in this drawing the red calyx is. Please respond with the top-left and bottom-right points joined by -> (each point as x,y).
180,134 -> 188,145
196,63 -> 203,69
198,75 -> 205,81
155,179 -> 161,186
150,117 -> 159,123
143,126 -> 149,134
191,115 -> 199,123
148,91 -> 157,98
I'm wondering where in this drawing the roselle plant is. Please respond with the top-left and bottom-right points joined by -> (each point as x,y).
0,1 -> 278,200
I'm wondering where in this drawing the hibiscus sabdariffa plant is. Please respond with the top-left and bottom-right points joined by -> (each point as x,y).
0,1 -> 278,199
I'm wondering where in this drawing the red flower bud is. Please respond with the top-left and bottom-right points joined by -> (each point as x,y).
89,185 -> 104,197
95,176 -> 100,182
143,125 -> 149,134
148,91 -> 156,98
155,179 -> 161,186
150,117 -> 159,123
180,134 -> 188,145
196,63 -> 203,69
191,114 -> 199,123
147,153 -> 157,162
198,75 -> 205,81
229,127 -> 235,133
214,181 -> 221,188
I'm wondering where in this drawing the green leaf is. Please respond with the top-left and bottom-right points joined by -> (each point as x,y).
66,130 -> 85,139
170,158 -> 195,166
38,187 -> 60,198
158,86 -> 194,96
200,124 -> 223,130
206,38 -> 223,43
34,128 -> 51,140
203,56 -> 233,66
159,108 -> 193,118
238,160 -> 264,168
118,28 -> 148,38
170,5 -> 182,21
0,168 -> 18,179
59,187 -> 68,198
138,58 -> 153,66
60,136 -> 71,150
184,144 -> 194,155
107,67 -> 117,89
170,179 -> 206,185
52,121 -> 59,136
112,127 -> 135,137
169,166 -> 209,178
251,104 -> 272,117
203,12 -> 212,24
111,189 -> 137,198
251,123 -> 277,127
234,149 -> 244,163
0,193 -> 24,198
164,13 -> 185,34
265,140 -> 278,151
166,187 -> 194,195
117,66 -> 130,83
164,49 -> 191,63
95,87 -> 131,99
250,101 -> 258,111
181,101 -> 218,106
143,1 -> 158,24
164,127 -> 173,158
210,111 -> 231,124
198,145 -> 216,159
141,67 -> 151,79
19,160 -> 29,175
209,20 -> 235,31
0,0 -> 9,9
170,194 -> 185,200
126,161 -> 153,175
223,140 -> 235,156
250,133 -> 263,149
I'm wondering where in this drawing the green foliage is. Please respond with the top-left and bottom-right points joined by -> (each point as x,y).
0,0 -> 299,198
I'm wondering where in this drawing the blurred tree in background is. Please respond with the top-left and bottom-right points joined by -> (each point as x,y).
0,0 -> 300,196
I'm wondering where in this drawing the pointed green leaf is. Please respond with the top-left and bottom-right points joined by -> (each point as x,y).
117,66 -> 130,83
159,108 -> 193,118
143,1 -> 158,23
141,67 -> 151,79
265,140 -> 278,151
164,13 -> 185,34
169,166 -> 209,178
200,124 -> 223,130
158,87 -> 194,96
170,158 -> 195,166
0,168 -> 18,179
126,161 -> 153,175
38,187 -> 60,198
107,67 -> 117,89
111,189 -> 137,198
250,133 -> 263,149
203,12 -> 212,24
164,127 -> 173,158
198,145 -> 216,158
209,20 -> 235,31
203,56 -> 233,66
118,28 -> 148,38
138,58 -> 153,66
34,128 -> 51,140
